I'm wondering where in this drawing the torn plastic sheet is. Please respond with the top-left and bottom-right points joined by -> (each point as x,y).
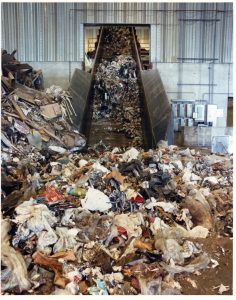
113,213 -> 144,239
26,130 -> 42,150
155,234 -> 200,265
92,161 -> 109,173
13,199 -> 58,250
138,275 -> 182,295
1,216 -> 31,292
65,281 -> 79,295
182,169 -> 192,183
45,85 -> 63,97
155,201 -> 178,213
104,272 -> 124,285
171,160 -> 183,170
139,276 -> 162,295
161,239 -> 186,264
61,208 -> 82,227
150,217 -> 209,240
37,228 -> 58,253
61,209 -> 113,243
14,199 -> 57,225
161,252 -> 210,274
81,187 -> 112,212
121,147 -> 139,162
53,227 -> 80,253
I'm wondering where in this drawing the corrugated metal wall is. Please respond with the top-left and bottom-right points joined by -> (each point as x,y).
1,2 -> 233,63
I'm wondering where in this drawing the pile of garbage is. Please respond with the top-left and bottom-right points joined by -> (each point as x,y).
1,29 -> 233,295
1,83 -> 86,160
1,142 -> 233,295
92,26 -> 143,147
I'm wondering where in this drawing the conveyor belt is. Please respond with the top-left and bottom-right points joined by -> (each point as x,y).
80,26 -> 154,149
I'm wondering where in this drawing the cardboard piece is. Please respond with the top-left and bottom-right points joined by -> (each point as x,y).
40,103 -> 62,120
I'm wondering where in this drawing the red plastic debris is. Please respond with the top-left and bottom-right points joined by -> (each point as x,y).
117,226 -> 127,234
142,228 -> 151,238
131,277 -> 141,290
73,275 -> 80,283
112,236 -> 120,242
41,186 -> 64,202
149,217 -> 155,223
130,194 -> 143,203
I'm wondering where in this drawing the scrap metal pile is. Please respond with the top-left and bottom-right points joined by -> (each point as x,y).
1,83 -> 86,159
1,50 -> 43,92
1,51 -> 86,157
1,139 -> 233,294
92,26 -> 143,147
